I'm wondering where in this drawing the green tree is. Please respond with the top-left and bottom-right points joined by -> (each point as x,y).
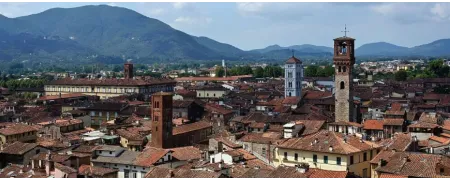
305,65 -> 319,77
215,66 -> 225,77
395,70 -> 408,81
253,67 -> 264,78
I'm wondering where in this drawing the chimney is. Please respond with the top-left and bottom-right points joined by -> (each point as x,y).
168,170 -> 174,178
329,146 -> 333,152
19,169 -> 23,174
314,138 -> 318,144
295,163 -> 309,173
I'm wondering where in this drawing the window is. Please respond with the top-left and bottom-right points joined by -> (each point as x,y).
350,155 -> 354,165
288,72 -> 293,78
284,152 -> 288,160
154,116 -> 159,122
212,158 -> 215,163
324,156 -> 328,164
337,157 -> 341,165
362,168 -> 368,178
370,150 -> 373,160
155,127 -> 158,132
109,151 -> 112,155
288,82 -> 292,88
207,93 -> 209,97
338,66 -> 342,72
294,153 -> 298,161
340,81 -> 345,89
288,92 -> 292,97
99,150 -> 102,154
141,172 -> 146,178
343,66 -> 347,72
214,94 -> 216,97
363,152 -> 367,161
313,154 -> 317,162
132,171 -> 137,178
440,168 -> 445,175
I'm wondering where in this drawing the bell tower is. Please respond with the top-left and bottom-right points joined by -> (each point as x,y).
150,92 -> 173,148
124,62 -> 134,79
333,26 -> 355,122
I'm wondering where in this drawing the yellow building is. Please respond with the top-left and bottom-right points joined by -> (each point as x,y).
44,77 -> 175,100
0,123 -> 38,144
274,130 -> 381,178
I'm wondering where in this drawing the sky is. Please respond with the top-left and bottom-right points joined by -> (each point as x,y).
1,2 -> 450,50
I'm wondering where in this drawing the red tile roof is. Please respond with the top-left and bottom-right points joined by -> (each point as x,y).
38,93 -> 90,101
78,165 -> 118,177
278,130 -> 380,154
285,56 -> 302,64
363,120 -> 384,130
303,91 -> 332,100
170,146 -> 202,161
47,77 -> 175,86
429,136 -> 450,144
383,118 -> 404,126
379,173 -> 408,178
0,123 -> 39,136
172,121 -> 212,135
134,147 -> 171,167
282,96 -> 301,105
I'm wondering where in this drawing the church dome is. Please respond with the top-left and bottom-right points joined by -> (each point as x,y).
285,56 -> 302,64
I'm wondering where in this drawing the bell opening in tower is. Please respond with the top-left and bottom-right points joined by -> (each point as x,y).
339,42 -> 347,55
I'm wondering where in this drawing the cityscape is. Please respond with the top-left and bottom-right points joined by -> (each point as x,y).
0,2 -> 450,179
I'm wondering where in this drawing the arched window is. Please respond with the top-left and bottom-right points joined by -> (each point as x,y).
289,92 -> 292,97
338,66 -> 341,72
343,66 -> 347,72
340,81 -> 345,89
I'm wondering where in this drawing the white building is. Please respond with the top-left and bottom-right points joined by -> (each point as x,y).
284,56 -> 304,97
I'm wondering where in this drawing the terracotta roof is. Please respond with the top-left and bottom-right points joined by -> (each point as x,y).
385,110 -> 405,116
239,132 -> 282,144
328,121 -> 363,127
370,150 -> 395,164
0,164 -> 47,178
172,121 -> 212,135
278,130 -> 380,155
282,96 -> 301,105
303,91 -> 332,100
172,100 -> 194,108
377,133 -> 412,152
78,165 -> 118,177
134,147 -> 171,167
47,77 -> 175,86
170,146 -> 202,161
215,137 -> 242,149
383,118 -> 404,126
429,136 -> 450,144
379,173 -> 408,178
0,123 -> 39,135
267,166 -> 348,178
363,120 -> 384,130
285,56 -> 302,64
375,152 -> 444,178
38,93 -> 90,101
408,122 -> 438,129
0,142 -> 38,155
204,103 -> 233,115
144,167 -> 221,178
418,112 -> 439,124
54,162 -> 77,174
175,75 -> 252,82
390,103 -> 402,111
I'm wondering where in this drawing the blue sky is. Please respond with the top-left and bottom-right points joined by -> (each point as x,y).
1,2 -> 450,50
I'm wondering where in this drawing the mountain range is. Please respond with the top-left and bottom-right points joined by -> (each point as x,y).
0,5 -> 450,64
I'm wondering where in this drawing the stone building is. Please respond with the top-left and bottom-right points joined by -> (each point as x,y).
333,34 -> 355,122
284,55 -> 303,97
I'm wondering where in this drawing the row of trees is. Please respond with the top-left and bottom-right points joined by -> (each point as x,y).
304,65 -> 335,77
0,79 -> 48,90
394,59 -> 450,81
215,65 -> 284,78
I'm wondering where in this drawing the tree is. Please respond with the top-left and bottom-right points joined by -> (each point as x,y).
215,66 -> 225,77
253,67 -> 264,78
395,70 -> 408,81
305,65 -> 318,77
316,65 -> 335,77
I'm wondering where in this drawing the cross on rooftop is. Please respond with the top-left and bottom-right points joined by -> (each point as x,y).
341,24 -> 349,37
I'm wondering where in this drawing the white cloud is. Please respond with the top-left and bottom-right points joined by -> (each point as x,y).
149,8 -> 165,16
370,3 -> 450,24
173,2 -> 187,9
430,3 -> 450,21
236,2 -> 265,15
174,16 -> 212,25
107,3 -> 117,7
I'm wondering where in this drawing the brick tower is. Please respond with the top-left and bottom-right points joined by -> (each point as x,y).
150,92 -> 173,148
124,62 -> 134,79
333,33 -> 355,122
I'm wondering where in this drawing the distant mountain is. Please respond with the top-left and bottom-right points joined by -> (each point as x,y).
411,39 -> 450,56
0,5 -> 450,64
192,36 -> 249,57
356,42 -> 409,56
251,44 -> 333,54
